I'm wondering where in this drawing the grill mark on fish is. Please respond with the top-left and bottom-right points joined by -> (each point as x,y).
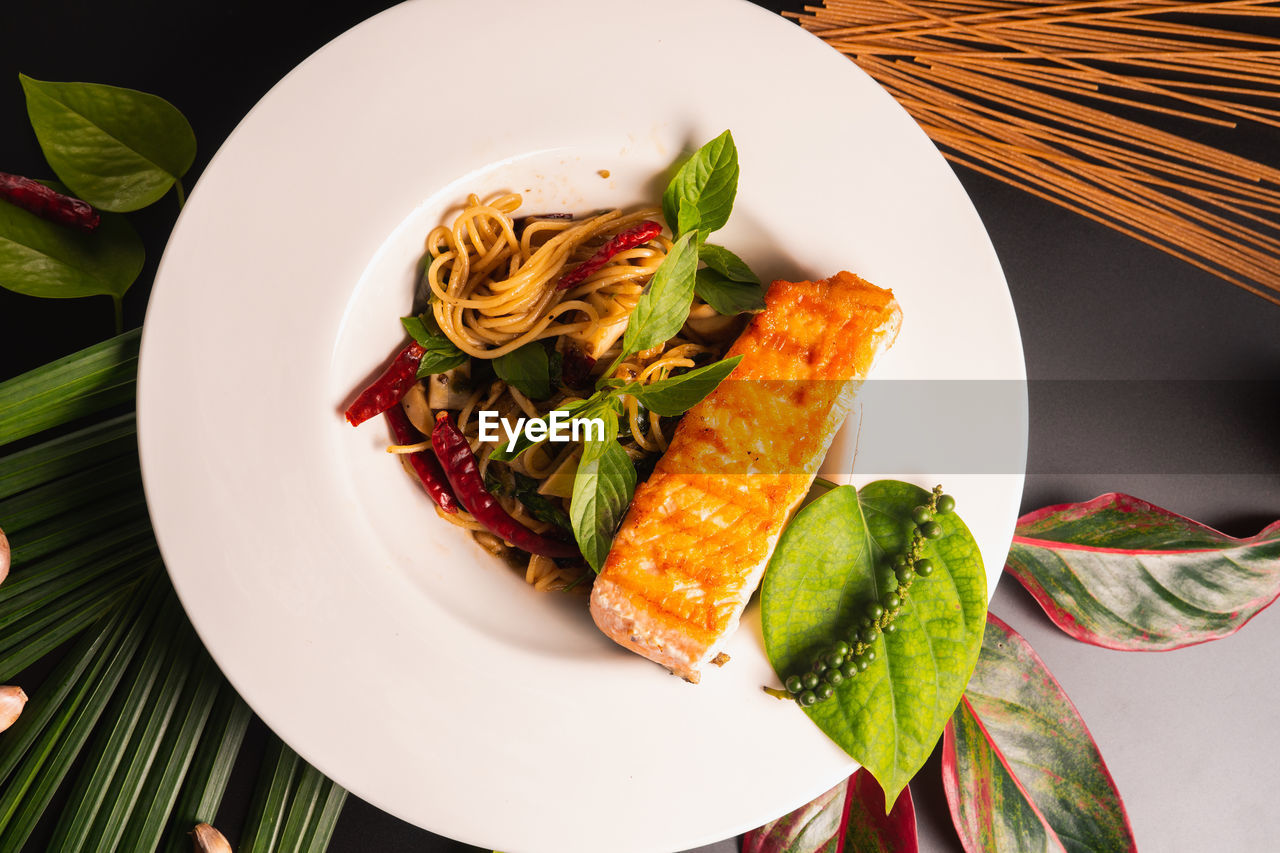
590,271 -> 902,681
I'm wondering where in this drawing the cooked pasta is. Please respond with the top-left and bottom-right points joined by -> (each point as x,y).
390,193 -> 743,591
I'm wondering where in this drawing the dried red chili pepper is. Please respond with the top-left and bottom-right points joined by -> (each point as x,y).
431,412 -> 579,558
0,172 -> 100,232
556,220 -> 663,289
345,342 -> 426,427
384,405 -> 459,514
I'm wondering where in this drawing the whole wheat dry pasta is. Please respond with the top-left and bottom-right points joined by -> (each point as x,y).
792,0 -> 1280,304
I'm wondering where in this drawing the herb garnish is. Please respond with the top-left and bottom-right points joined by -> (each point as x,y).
466,133 -> 758,568
664,131 -> 766,316
695,244 -> 765,315
401,313 -> 468,377
493,341 -> 554,400
614,356 -> 743,417
662,129 -> 739,242
569,413 -> 638,572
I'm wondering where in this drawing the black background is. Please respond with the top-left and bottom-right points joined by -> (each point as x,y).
3,1 -> 1279,851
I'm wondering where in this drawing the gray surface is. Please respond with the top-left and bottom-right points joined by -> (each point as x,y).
679,143 -> 1280,853
933,170 -> 1280,853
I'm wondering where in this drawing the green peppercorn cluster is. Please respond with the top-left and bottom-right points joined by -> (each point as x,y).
779,486 -> 956,708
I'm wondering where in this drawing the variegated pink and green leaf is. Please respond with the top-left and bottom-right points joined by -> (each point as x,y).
845,769 -> 917,853
1007,493 -> 1280,650
741,768 -> 917,853
942,615 -> 1135,853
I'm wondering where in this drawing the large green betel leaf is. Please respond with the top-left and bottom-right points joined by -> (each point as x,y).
943,615 -> 1136,853
20,75 -> 196,212
762,481 -> 987,809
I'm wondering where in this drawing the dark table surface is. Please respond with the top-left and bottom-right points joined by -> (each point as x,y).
3,2 -> 1279,851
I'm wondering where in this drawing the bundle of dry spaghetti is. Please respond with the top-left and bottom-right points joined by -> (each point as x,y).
791,1 -> 1280,304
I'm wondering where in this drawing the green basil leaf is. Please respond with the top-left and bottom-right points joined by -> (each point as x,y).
699,243 -> 759,284
761,481 -> 987,809
623,355 -> 742,417
615,231 -> 698,367
512,473 -> 571,531
20,75 -> 196,212
569,422 -> 636,573
0,184 -> 143,299
661,130 -> 738,240
493,342 -> 552,400
695,269 -> 766,316
401,314 -> 468,377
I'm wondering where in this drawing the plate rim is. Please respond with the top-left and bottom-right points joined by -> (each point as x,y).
137,1 -> 1028,850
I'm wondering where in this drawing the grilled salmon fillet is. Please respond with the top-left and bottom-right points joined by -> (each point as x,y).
590,271 -> 901,681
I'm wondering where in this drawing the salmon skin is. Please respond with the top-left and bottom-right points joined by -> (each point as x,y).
589,271 -> 902,681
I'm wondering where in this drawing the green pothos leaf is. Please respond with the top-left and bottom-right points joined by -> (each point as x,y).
943,615 -> 1136,853
20,75 -> 195,212
0,182 -> 143,300
761,481 -> 986,809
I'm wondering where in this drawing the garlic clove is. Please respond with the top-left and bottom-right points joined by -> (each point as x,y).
0,685 -> 28,733
0,526 -> 9,586
191,823 -> 232,853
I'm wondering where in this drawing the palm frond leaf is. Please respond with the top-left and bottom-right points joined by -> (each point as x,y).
0,332 -> 347,851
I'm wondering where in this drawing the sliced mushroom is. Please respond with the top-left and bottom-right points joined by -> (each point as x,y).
427,362 -> 473,410
538,448 -> 582,499
566,302 -> 630,360
400,382 -> 434,436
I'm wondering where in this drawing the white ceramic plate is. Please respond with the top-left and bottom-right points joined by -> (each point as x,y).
138,1 -> 1026,851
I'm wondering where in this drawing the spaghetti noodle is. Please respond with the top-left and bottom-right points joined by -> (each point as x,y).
393,193 -> 741,590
